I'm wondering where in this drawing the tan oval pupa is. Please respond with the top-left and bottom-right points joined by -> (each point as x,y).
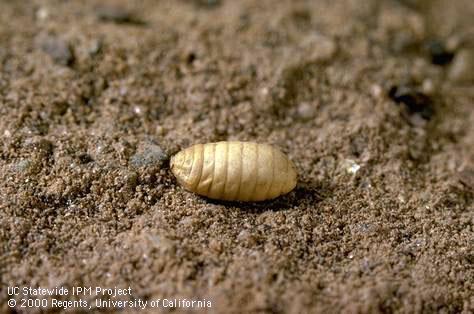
170,141 -> 297,202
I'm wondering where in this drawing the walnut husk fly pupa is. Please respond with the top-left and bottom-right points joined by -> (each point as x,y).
170,141 -> 297,201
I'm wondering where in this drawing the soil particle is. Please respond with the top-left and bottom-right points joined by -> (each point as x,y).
37,35 -> 74,66
87,39 -> 103,56
130,141 -> 168,168
12,159 -> 33,173
458,168 -> 474,190
299,33 -> 338,64
35,7 -> 49,21
295,101 -> 317,121
448,49 -> 474,83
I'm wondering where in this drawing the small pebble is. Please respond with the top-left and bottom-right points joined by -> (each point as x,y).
88,39 -> 103,56
130,142 -> 168,168
156,125 -> 165,136
14,159 -> 32,172
397,195 -> 406,203
343,159 -> 361,174
36,7 -> 49,21
370,84 -> 383,98
300,33 -> 337,63
296,102 -> 316,121
408,113 -> 428,128
446,35 -> 462,52
421,79 -> 435,94
448,49 -> 474,83
38,35 -> 74,66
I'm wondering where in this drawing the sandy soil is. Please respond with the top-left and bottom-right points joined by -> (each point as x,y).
0,0 -> 473,313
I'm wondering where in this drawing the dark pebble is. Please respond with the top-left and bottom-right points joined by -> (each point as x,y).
39,35 -> 74,66
388,85 -> 434,120
426,40 -> 454,65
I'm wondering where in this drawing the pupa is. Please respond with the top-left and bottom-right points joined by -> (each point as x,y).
170,141 -> 297,201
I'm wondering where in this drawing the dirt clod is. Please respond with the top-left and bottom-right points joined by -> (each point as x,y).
130,141 -> 168,168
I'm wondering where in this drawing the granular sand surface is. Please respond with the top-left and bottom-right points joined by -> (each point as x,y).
0,0 -> 473,313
